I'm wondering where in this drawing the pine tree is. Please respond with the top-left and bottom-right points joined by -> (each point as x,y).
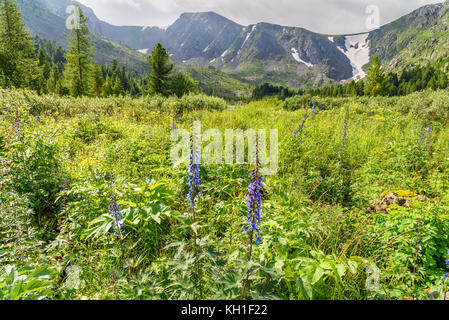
112,75 -> 124,96
0,0 -> 43,90
167,72 -> 199,97
364,54 -> 390,97
37,48 -> 51,80
63,5 -> 94,97
47,64 -> 61,94
90,63 -> 104,97
102,75 -> 113,97
148,43 -> 174,96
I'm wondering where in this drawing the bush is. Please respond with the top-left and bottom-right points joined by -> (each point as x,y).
282,94 -> 314,111
9,134 -> 62,218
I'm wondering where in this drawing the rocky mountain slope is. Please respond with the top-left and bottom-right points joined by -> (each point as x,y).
16,0 -> 449,87
368,2 -> 449,73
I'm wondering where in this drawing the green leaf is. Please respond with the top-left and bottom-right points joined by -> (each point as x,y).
311,266 -> 326,285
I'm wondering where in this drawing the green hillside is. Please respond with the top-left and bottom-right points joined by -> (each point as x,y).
369,2 -> 449,72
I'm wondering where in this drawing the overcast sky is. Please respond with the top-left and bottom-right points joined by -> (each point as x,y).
76,0 -> 445,34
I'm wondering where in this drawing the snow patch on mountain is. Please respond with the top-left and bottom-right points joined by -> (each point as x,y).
203,43 -> 211,53
337,33 -> 370,80
137,48 -> 149,54
238,25 -> 255,55
291,48 -> 314,68
328,37 -> 334,43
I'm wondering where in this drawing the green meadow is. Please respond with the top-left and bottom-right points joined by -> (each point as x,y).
1,88 -> 449,300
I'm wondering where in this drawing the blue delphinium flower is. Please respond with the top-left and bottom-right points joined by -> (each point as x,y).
341,118 -> 349,150
417,124 -> 431,150
108,180 -> 124,237
244,137 -> 263,244
444,250 -> 449,279
15,227 -> 27,262
187,122 -> 201,207
293,118 -> 307,138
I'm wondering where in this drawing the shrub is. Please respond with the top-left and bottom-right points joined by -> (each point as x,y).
9,134 -> 62,219
282,94 -> 314,111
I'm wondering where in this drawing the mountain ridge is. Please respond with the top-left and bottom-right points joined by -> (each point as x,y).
16,0 -> 449,88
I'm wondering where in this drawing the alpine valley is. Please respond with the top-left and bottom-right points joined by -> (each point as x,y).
17,0 -> 449,91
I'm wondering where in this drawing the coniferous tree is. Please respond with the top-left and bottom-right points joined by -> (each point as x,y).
364,54 -> 390,97
112,75 -> 124,96
37,48 -> 51,80
167,72 -> 199,97
148,43 -> 174,96
90,64 -> 104,97
46,64 -> 61,94
63,5 -> 94,97
102,75 -> 113,97
0,0 -> 43,90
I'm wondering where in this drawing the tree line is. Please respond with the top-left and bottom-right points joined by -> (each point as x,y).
253,54 -> 449,100
0,0 -> 198,98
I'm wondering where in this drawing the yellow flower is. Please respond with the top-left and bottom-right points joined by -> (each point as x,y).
374,115 -> 386,121
381,190 -> 418,198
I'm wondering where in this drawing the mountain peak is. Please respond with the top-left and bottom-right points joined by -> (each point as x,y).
177,11 -> 242,26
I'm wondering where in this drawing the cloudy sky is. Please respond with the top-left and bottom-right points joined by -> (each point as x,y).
77,0 -> 445,34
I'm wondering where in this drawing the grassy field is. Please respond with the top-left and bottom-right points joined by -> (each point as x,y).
1,88 -> 449,300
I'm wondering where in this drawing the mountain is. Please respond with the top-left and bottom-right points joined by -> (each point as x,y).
368,2 -> 449,72
16,0 -> 149,73
14,0 -> 449,89
16,0 -> 361,87
142,13 -> 358,87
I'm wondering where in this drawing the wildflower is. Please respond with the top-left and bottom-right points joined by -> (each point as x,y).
340,118 -> 349,150
187,121 -> 201,207
15,227 -> 27,261
293,118 -> 307,138
108,178 -> 124,237
417,124 -> 431,149
444,250 -> 449,279
244,136 -> 263,244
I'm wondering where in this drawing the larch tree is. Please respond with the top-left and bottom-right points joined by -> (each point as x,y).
0,0 -> 43,90
90,63 -> 104,97
364,54 -> 390,97
63,5 -> 94,97
113,75 -> 124,96
47,64 -> 61,94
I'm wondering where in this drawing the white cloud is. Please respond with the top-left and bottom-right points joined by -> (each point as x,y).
76,0 -> 445,34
